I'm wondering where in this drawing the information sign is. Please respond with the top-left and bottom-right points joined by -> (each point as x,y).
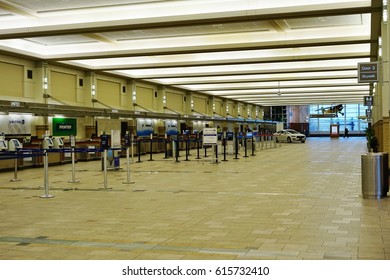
203,128 -> 218,145
358,62 -> 378,83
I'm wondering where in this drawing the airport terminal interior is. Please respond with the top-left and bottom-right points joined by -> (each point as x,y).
0,0 -> 390,260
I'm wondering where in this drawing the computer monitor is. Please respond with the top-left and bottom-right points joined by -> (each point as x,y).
9,139 -> 22,151
0,140 -> 7,150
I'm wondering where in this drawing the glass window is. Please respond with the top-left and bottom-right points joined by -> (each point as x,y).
309,104 -> 368,135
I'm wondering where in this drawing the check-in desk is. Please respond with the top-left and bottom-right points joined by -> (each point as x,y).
75,139 -> 101,161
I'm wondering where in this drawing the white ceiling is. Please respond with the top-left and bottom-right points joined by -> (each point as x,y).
0,0 -> 383,106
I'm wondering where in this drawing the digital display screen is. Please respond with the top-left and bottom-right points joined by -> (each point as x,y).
12,139 -> 20,147
0,141 -> 6,149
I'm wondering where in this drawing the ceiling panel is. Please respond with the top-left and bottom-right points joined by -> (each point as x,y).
0,0 -> 380,107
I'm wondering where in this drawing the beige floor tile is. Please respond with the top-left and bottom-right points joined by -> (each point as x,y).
0,137 -> 390,260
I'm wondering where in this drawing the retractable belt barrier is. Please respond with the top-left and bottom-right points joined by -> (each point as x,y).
1,134 -> 283,198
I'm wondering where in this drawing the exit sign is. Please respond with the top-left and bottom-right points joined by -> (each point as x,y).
358,62 -> 378,83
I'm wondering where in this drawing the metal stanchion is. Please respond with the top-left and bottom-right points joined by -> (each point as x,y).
243,136 -> 249,157
196,134 -> 201,159
40,150 -> 54,199
137,138 -> 142,163
131,134 -> 134,163
185,138 -> 190,161
103,149 -> 109,190
164,134 -> 168,159
214,144 -> 219,164
222,138 -> 228,162
68,147 -> 80,187
234,133 -> 239,160
174,139 -> 180,163
148,134 -> 154,161
251,134 -> 255,156
123,147 -> 134,184
10,151 -> 21,182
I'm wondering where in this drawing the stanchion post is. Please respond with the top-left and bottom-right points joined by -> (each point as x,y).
222,133 -> 228,162
123,147 -> 134,184
10,150 -> 21,182
68,147 -> 80,186
131,134 -> 134,163
40,150 -> 54,198
185,137 -> 190,161
196,133 -> 201,159
174,139 -> 180,163
234,132 -> 239,160
137,138 -> 142,163
148,133 -> 154,161
164,133 -> 168,159
251,134 -> 255,156
103,149 -> 108,190
215,144 -> 219,164
244,134 -> 249,157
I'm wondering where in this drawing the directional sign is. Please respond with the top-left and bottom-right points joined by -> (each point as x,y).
358,62 -> 378,83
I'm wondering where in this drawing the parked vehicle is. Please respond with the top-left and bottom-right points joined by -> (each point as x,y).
273,129 -> 306,143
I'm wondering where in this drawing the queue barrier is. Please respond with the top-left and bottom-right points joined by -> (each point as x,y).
0,134 -> 284,198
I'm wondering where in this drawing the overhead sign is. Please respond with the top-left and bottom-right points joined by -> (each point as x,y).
358,62 -> 378,83
203,127 -> 218,145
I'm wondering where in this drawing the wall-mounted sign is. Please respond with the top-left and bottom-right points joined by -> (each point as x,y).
52,118 -> 77,136
0,114 -> 32,135
358,62 -> 378,83
165,120 -> 178,136
136,119 -> 154,137
363,96 -> 374,106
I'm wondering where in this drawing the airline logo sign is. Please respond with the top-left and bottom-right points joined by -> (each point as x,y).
53,118 -> 77,136
358,62 -> 378,83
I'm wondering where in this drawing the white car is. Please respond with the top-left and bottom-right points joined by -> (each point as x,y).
273,129 -> 306,143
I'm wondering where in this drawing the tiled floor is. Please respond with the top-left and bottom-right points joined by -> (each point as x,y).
0,137 -> 389,260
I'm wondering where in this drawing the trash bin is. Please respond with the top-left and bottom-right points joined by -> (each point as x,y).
361,152 -> 389,199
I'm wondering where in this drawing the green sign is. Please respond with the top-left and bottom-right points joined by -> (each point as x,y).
52,118 -> 77,136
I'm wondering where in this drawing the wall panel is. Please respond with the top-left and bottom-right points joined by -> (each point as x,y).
0,62 -> 23,97
51,71 -> 77,103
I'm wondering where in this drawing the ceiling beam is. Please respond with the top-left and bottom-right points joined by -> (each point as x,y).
0,6 -> 380,40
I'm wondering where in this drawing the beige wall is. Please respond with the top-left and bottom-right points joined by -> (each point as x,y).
0,61 -> 23,98
0,53 -> 261,138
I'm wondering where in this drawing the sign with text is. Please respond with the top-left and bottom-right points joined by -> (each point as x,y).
136,119 -> 154,137
52,118 -> 77,136
165,120 -> 178,136
0,114 -> 32,135
358,62 -> 378,83
203,128 -> 218,145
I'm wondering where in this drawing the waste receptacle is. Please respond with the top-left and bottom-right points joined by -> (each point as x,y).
361,152 -> 389,199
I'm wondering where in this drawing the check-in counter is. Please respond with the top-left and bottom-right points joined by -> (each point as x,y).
75,139 -> 101,161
